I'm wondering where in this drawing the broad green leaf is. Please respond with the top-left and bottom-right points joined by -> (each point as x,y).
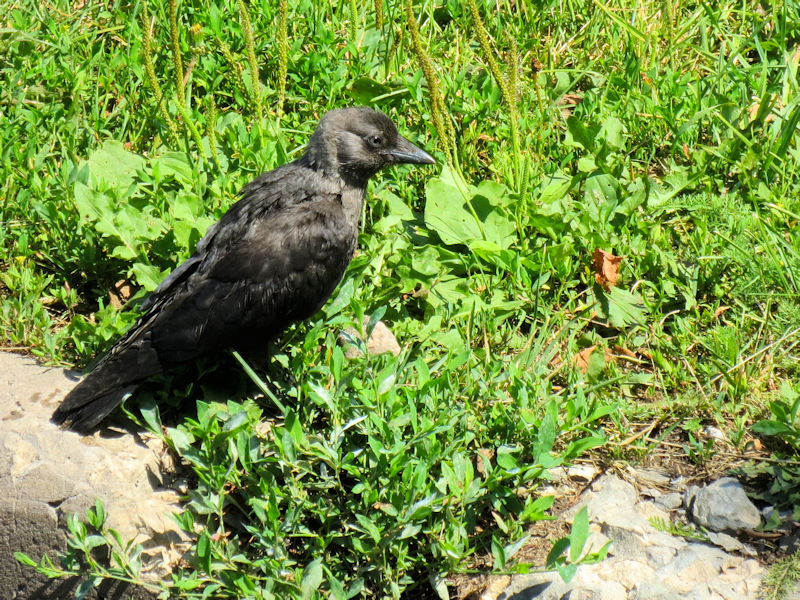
565,116 -> 594,151
569,507 -> 589,562
606,287 -> 647,328
556,562 -> 579,583
153,151 -> 194,186
325,277 -> 354,317
496,445 -> 520,471
470,191 -> 516,248
222,410 -> 248,433
76,579 -> 99,600
491,534 -> 506,569
301,558 -> 324,600
138,396 -> 162,432
398,523 -> 422,539
504,534 -> 531,562
377,189 -> 414,221
430,572 -> 449,600
285,410 -> 305,446
519,495 -> 555,521
752,420 -> 796,437
196,531 -> 211,573
86,140 -> 145,193
349,76 -> 392,104
533,402 -> 557,460
424,165 -> 515,249
537,172 -> 572,208
167,427 -> 194,452
172,192 -> 204,221
427,275 -> 470,306
586,347 -> 606,379
424,178 -> 480,245
131,263 -> 168,291
584,173 -> 619,223
74,183 -> 138,259
599,116 -> 624,149
546,537 -> 570,567
474,179 -> 511,206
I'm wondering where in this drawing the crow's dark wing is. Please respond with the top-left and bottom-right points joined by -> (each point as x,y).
138,164 -> 301,314
53,172 -> 353,431
148,195 -> 356,362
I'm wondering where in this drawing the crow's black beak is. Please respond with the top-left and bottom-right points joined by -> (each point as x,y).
388,135 -> 436,165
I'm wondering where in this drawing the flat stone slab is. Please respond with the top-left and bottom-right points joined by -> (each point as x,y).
0,351 -> 183,599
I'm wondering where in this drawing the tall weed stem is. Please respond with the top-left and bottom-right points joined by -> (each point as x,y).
169,0 -> 186,107
276,0 -> 289,115
141,4 -> 178,143
404,0 -> 456,166
466,0 -> 523,189
238,0 -> 263,119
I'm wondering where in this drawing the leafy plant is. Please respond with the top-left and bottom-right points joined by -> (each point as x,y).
4,0 -> 800,597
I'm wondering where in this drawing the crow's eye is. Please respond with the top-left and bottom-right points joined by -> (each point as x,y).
366,135 -> 383,148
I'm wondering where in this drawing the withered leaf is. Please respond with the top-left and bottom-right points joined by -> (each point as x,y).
593,248 -> 623,290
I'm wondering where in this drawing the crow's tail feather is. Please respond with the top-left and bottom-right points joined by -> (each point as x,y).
53,343 -> 163,432
52,385 -> 136,433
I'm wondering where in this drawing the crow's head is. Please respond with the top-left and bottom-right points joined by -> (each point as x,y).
303,107 -> 435,185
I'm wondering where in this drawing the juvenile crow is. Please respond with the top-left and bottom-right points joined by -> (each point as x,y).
53,107 -> 434,432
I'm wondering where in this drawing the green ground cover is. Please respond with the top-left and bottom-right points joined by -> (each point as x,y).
3,0 -> 800,597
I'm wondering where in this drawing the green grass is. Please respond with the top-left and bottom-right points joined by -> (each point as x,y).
3,0 -> 800,598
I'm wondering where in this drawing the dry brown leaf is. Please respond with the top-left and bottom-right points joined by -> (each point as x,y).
108,279 -> 134,310
573,346 -> 596,372
613,345 -> 637,359
557,93 -> 583,119
556,92 -> 583,106
557,93 -> 584,118
592,248 -> 623,290
574,345 -> 617,373
713,306 -> 731,319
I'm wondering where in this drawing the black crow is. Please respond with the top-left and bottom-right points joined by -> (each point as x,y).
53,107 -> 434,432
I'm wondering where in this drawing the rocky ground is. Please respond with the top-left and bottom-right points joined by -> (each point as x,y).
1,350 -> 798,599
0,351 -> 181,599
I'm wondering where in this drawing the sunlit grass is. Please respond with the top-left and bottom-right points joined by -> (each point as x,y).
3,0 -> 800,597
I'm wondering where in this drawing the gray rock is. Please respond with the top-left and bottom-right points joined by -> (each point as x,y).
669,475 -> 691,491
500,569 -> 628,600
688,477 -> 761,532
645,545 -> 679,569
571,476 -> 685,560
632,468 -> 671,488
496,474 -> 764,600
684,484 -> 700,509
498,571 -> 565,600
549,464 -> 600,484
707,531 -> 744,553
630,581 -> 690,600
338,318 -> 401,359
654,492 -> 683,511
704,426 -> 726,441
0,352 -> 185,599
569,474 -> 640,519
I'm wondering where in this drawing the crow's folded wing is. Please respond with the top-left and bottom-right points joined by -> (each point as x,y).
143,195 -> 356,363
